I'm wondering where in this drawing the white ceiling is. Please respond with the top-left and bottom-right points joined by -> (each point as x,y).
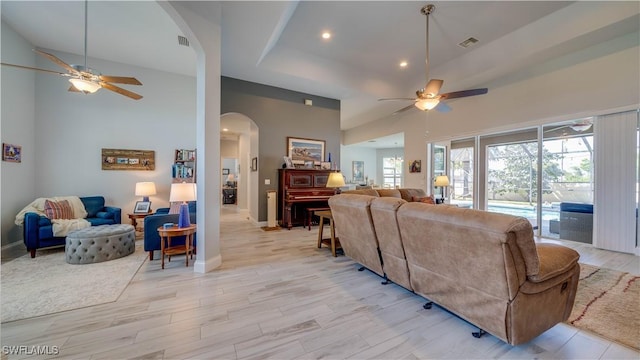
2,1 -> 638,148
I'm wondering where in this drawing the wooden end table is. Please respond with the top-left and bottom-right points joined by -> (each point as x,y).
157,225 -> 196,269
316,210 -> 341,257
128,212 -> 153,232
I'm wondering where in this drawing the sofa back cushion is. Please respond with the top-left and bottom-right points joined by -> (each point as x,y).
375,189 -> 402,198
342,189 -> 380,197
397,203 -> 538,301
44,200 -> 73,220
328,194 -> 384,277
370,197 -> 412,290
80,196 -> 106,218
398,188 -> 427,202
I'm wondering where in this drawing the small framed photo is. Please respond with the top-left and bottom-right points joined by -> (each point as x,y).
2,143 -> 21,163
222,168 -> 230,175
133,201 -> 151,214
320,161 -> 331,170
283,156 -> 294,169
251,157 -> 258,171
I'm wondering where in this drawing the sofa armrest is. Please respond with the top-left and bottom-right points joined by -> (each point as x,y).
528,243 -> 579,283
23,212 -> 50,249
155,208 -> 170,215
103,206 -> 121,224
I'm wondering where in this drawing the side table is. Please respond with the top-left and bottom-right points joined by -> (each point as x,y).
156,225 -> 196,269
128,212 -> 153,233
316,210 -> 341,257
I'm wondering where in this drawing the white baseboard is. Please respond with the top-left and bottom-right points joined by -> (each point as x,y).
194,254 -> 222,273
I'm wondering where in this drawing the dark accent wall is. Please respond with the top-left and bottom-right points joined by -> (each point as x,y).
221,76 -> 341,222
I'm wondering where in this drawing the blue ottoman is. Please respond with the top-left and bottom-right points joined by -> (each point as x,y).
65,224 -> 136,264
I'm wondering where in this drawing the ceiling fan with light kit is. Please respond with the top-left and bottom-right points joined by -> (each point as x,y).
379,4 -> 487,115
1,0 -> 143,100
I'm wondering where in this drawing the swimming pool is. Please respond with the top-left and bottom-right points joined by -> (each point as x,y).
454,201 -> 559,220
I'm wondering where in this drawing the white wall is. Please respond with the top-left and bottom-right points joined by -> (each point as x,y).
343,33 -> 640,190
31,49 -> 197,217
1,21 -> 37,246
1,27 -> 198,245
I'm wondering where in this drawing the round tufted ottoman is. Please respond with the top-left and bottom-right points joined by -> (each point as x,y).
65,224 -> 136,264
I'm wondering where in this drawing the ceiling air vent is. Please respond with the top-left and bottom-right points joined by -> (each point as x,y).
178,35 -> 190,47
458,37 -> 478,48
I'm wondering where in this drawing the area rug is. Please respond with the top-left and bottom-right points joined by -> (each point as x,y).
567,263 -> 640,350
1,241 -> 147,323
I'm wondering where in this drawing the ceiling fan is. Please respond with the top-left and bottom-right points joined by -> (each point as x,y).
0,1 -> 143,100
545,118 -> 593,133
379,4 -> 487,114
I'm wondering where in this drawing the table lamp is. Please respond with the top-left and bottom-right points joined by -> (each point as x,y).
326,172 -> 346,194
135,182 -> 156,202
169,182 -> 197,228
434,175 -> 450,204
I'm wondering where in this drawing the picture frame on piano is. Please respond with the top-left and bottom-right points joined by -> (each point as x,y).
283,156 -> 294,169
287,137 -> 325,165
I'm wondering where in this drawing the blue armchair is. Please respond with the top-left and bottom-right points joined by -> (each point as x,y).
23,196 -> 121,258
143,202 -> 196,260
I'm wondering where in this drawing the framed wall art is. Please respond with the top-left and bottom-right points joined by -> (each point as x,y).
251,157 -> 258,171
287,137 -> 325,165
2,143 -> 21,163
102,149 -> 155,170
352,160 -> 364,182
409,160 -> 422,173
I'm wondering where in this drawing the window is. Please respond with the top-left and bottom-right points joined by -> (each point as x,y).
450,140 -> 474,208
383,156 -> 403,188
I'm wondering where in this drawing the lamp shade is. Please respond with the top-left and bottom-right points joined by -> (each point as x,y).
135,182 -> 157,197
226,173 -> 235,182
414,98 -> 440,111
69,78 -> 101,93
434,175 -> 450,187
170,182 -> 197,203
326,172 -> 346,188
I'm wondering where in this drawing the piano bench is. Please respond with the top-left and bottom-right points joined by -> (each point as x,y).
305,207 -> 331,231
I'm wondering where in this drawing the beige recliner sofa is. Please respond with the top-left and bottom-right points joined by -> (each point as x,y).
328,194 -> 580,346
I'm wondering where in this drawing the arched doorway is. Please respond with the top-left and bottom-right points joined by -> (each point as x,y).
221,113 -> 259,222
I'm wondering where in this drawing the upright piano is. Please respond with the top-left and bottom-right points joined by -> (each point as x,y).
278,168 -> 337,229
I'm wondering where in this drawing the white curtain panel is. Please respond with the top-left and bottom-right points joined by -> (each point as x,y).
593,110 -> 639,254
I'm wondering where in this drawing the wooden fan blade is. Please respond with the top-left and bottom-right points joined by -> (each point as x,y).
1,62 -> 70,76
99,75 -> 142,85
424,79 -> 443,97
392,103 -> 417,116
33,49 -> 79,75
100,82 -> 143,100
439,88 -> 488,100
378,97 -> 415,101
434,102 -> 451,113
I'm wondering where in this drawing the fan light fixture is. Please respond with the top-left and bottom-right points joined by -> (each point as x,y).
69,78 -> 101,93
415,98 -> 440,111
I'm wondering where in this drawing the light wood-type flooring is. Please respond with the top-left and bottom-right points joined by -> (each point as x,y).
1,206 -> 639,359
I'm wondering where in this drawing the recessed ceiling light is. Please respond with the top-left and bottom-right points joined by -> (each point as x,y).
399,61 -> 408,68
222,128 -> 229,132
321,31 -> 331,40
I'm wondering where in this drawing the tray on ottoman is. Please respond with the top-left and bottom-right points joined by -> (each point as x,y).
66,224 -> 135,264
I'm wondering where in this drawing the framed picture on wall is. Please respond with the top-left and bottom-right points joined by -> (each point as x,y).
287,137 -> 325,165
352,161 -> 364,182
222,168 -> 230,175
251,157 -> 258,171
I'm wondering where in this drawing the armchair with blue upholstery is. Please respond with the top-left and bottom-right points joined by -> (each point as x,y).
23,196 -> 121,258
143,202 -> 196,260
